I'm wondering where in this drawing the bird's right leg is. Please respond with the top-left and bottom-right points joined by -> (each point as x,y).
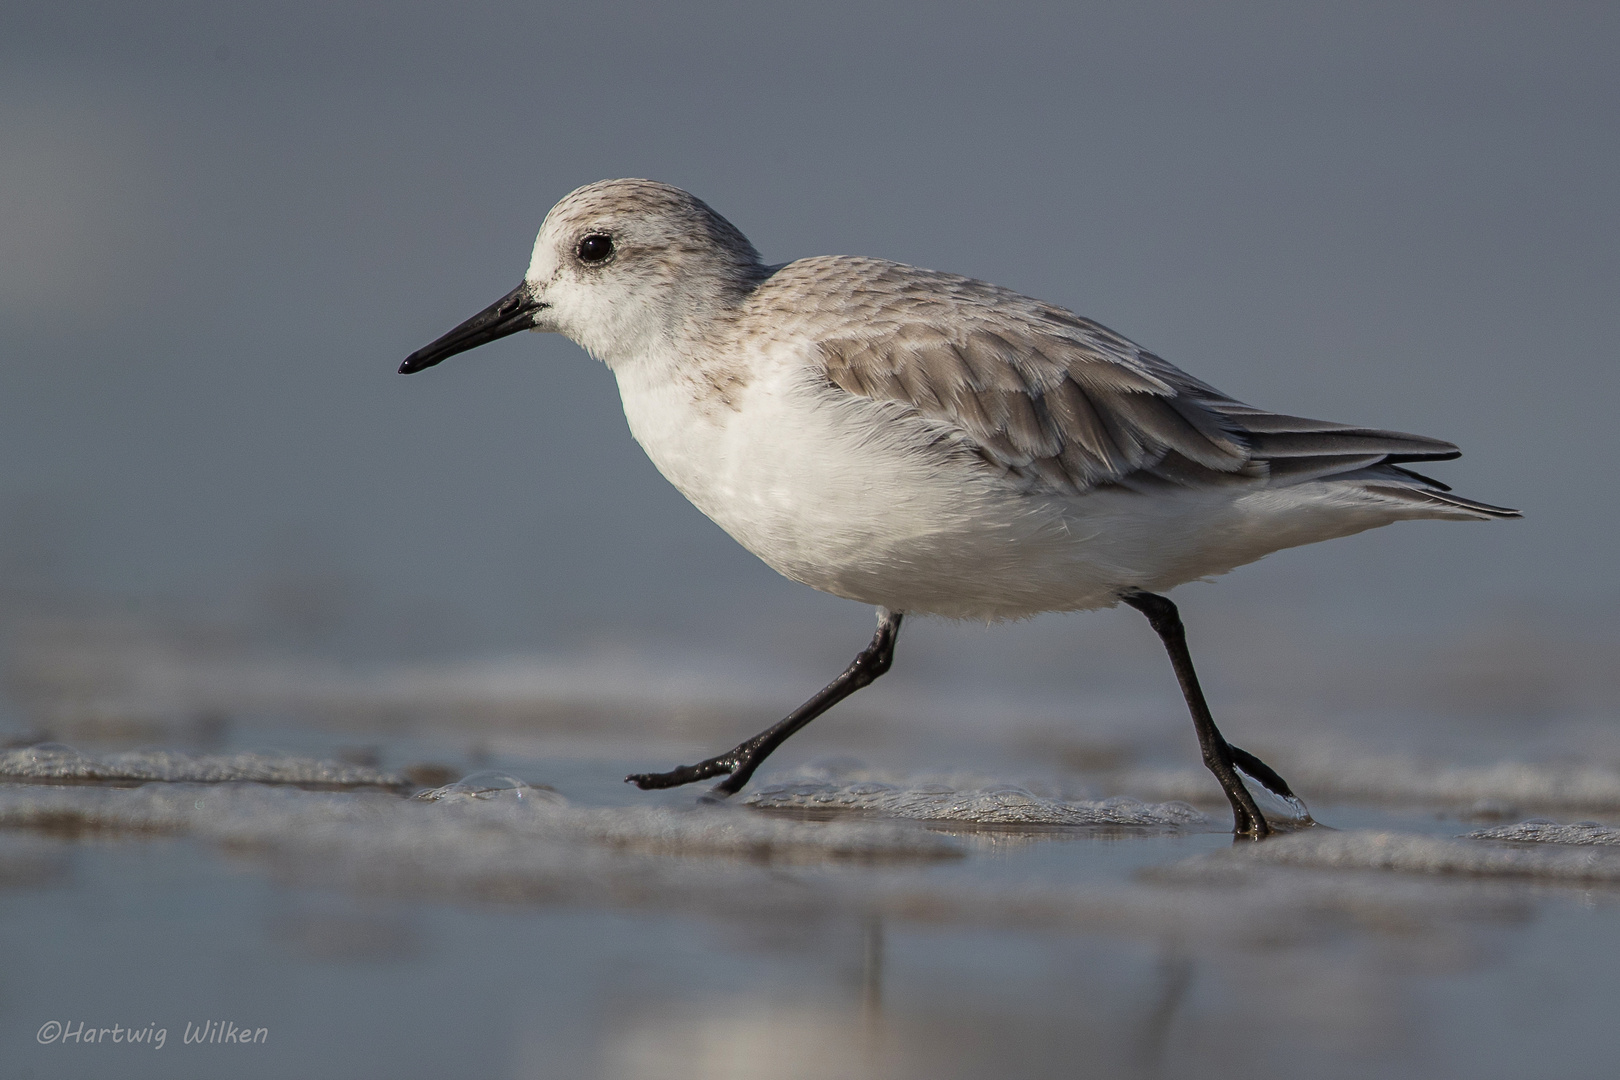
1120,590 -> 1302,840
626,609 -> 904,799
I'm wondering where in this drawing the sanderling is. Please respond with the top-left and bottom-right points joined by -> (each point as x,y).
401,179 -> 1518,838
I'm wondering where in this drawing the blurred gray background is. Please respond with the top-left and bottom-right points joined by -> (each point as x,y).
1,1 -> 1615,731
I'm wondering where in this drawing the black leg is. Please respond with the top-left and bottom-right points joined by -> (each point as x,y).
1120,590 -> 1287,840
627,609 -> 904,798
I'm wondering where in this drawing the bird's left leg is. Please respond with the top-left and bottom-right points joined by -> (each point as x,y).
1121,590 -> 1304,839
626,608 -> 904,798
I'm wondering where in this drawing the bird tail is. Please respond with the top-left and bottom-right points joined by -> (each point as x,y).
1359,481 -> 1521,520
1330,457 -> 1518,520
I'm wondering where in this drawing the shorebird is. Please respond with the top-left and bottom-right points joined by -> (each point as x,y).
401,179 -> 1518,838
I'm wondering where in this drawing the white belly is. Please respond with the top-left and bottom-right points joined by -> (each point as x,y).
611,354 -> 1406,619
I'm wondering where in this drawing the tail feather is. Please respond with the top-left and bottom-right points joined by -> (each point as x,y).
1360,481 -> 1521,519
1213,404 -> 1519,519
1386,464 -> 1452,491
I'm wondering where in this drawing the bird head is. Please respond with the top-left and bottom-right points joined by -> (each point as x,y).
400,179 -> 764,374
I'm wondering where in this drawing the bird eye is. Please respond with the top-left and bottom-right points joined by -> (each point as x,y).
577,233 -> 614,263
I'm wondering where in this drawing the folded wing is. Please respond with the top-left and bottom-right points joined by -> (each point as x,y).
818,288 -> 1473,501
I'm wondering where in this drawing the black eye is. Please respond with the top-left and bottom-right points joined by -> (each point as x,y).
577,233 -> 613,263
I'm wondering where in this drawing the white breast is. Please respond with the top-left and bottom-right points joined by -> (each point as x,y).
613,344 -> 1105,616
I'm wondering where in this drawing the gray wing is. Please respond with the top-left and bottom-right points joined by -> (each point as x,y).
818,295 -> 1461,498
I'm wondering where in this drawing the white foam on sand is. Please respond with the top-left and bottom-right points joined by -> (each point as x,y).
743,763 -> 1207,827
256,811 -> 1534,947
1109,753 -> 1620,813
1468,819 -> 1620,846
1168,828 -> 1620,882
0,772 -> 1547,948
0,749 -> 1603,952
0,744 -> 409,788
0,776 -> 960,862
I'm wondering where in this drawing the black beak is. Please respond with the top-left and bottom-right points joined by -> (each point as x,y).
399,282 -> 547,374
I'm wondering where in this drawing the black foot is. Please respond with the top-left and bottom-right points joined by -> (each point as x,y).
625,751 -> 757,800
625,754 -> 738,790
1216,743 -> 1278,840
1230,743 -> 1314,827
1226,789 -> 1270,841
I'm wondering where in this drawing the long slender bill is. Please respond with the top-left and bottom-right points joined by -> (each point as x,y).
399,282 -> 546,374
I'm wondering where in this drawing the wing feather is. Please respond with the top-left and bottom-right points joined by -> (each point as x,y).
802,259 -> 1464,496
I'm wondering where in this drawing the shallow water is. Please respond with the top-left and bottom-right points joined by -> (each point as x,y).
4,712 -> 1620,1080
